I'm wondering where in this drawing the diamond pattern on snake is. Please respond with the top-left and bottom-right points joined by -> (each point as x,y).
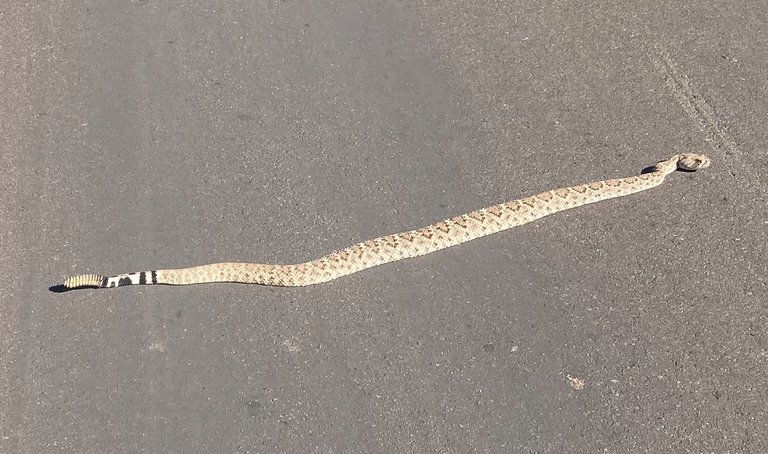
63,154 -> 710,289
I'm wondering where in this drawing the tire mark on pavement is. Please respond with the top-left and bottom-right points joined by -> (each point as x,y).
652,46 -> 740,158
650,45 -> 761,191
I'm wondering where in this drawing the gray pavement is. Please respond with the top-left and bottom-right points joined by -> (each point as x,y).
2,0 -> 766,452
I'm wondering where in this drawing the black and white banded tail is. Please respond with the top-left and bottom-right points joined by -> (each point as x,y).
64,271 -> 158,289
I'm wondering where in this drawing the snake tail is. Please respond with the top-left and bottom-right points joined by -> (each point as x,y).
64,271 -> 158,289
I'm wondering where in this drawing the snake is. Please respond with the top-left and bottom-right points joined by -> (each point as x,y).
62,153 -> 710,289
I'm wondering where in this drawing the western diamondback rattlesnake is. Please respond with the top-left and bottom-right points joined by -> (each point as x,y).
63,153 -> 710,290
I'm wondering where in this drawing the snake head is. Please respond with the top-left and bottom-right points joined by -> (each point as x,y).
677,154 -> 711,171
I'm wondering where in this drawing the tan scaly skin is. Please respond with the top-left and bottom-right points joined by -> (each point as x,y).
63,153 -> 710,289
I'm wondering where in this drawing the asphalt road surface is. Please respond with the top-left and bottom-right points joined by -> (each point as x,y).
2,1 -> 766,452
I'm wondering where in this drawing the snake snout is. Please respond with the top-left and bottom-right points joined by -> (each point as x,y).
677,153 -> 711,171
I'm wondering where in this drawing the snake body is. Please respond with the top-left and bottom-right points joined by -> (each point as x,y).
63,153 -> 710,289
